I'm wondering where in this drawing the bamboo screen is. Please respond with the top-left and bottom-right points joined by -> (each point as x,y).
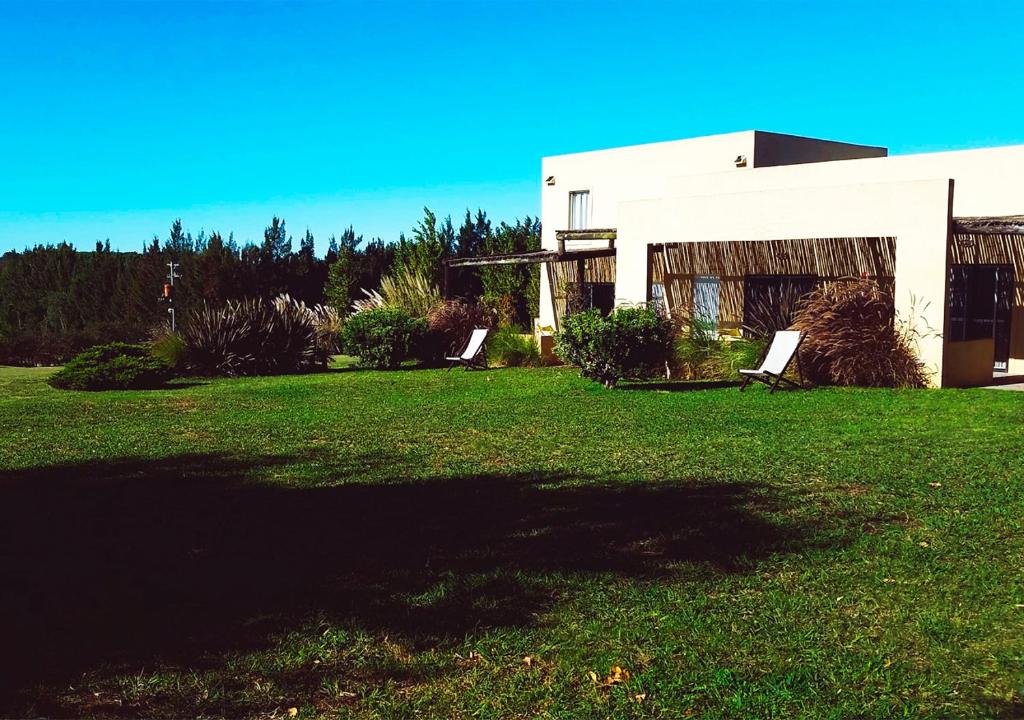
547,255 -> 616,327
649,237 -> 897,329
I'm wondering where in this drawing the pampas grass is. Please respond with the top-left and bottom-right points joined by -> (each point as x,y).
791,280 -> 929,388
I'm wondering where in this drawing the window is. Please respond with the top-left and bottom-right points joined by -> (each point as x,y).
742,275 -> 818,336
583,282 -> 615,315
569,190 -> 589,230
948,264 -> 1013,370
650,282 -> 666,314
693,276 -> 720,331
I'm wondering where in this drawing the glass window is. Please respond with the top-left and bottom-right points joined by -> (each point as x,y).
585,282 -> 615,315
650,282 -> 666,314
948,265 -> 1014,371
742,274 -> 818,336
693,276 -> 720,331
569,191 -> 589,230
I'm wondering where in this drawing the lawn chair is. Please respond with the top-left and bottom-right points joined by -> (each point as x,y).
739,330 -> 805,393
446,328 -> 489,370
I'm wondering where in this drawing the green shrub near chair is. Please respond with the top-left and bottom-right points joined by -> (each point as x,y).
48,343 -> 173,391
487,326 -> 542,367
556,305 -> 673,388
673,317 -> 767,381
341,307 -> 428,369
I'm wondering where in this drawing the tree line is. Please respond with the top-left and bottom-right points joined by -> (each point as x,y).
0,208 -> 540,365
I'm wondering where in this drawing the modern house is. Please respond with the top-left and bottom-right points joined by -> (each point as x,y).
530,131 -> 1024,388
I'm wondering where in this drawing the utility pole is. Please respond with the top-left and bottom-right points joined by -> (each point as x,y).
160,261 -> 182,332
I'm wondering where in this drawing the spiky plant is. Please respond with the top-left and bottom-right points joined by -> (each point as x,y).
791,279 -> 929,388
182,295 -> 330,376
426,300 -> 491,358
351,268 -> 442,318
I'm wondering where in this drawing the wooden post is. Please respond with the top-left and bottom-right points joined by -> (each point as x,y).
442,261 -> 452,299
661,244 -> 673,317
545,261 -> 559,332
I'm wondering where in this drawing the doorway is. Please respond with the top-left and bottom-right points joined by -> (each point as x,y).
948,264 -> 1014,372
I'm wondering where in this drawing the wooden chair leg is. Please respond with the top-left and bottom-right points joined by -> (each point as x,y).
739,376 -> 752,392
769,373 -> 784,394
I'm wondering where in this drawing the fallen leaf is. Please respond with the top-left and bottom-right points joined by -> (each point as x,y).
522,656 -> 534,667
287,709 -> 298,718
588,671 -> 599,683
919,541 -> 930,548
634,692 -> 647,703
884,658 -> 893,668
596,665 -> 631,687
928,482 -> 942,488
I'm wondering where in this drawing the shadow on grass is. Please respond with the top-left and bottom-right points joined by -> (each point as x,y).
618,379 -> 742,392
0,452 -> 852,714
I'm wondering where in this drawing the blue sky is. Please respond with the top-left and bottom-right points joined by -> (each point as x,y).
1,0 -> 1023,255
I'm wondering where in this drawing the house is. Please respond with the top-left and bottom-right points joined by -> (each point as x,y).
532,130 -> 1024,388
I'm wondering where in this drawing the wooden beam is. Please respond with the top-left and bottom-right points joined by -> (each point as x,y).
445,248 -> 616,268
954,216 -> 1024,235
555,229 -> 617,242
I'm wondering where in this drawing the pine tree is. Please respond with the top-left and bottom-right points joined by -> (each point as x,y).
324,226 -> 362,311
393,207 -> 451,286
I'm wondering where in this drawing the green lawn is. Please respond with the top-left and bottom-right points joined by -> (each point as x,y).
1,364 -> 1022,719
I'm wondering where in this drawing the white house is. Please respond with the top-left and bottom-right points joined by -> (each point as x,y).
529,130 -> 1024,388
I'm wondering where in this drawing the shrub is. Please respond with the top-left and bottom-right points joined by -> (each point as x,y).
488,326 -> 542,367
150,332 -> 187,372
791,279 -> 929,388
672,318 -> 767,381
555,305 -> 673,388
340,307 -> 427,369
182,295 -> 330,377
425,300 -> 491,362
352,268 -> 442,318
309,303 -> 344,358
48,343 -> 173,391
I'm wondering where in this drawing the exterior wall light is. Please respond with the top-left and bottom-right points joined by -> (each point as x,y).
734,155 -> 748,168
545,176 -> 556,186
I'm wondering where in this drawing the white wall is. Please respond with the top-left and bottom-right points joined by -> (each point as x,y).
616,178 -> 955,384
664,143 -> 1024,217
538,132 -> 757,328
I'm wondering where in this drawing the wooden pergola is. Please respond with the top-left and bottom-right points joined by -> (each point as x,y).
443,230 -> 617,329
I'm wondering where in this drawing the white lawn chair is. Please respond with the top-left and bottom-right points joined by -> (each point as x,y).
739,330 -> 805,393
446,328 -> 489,370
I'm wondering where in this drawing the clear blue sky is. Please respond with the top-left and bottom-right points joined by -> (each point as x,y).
2,0 -> 1023,255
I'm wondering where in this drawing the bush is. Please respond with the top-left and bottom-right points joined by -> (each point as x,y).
341,308 -> 427,369
425,300 -> 491,363
488,326 -> 542,367
150,332 -> 187,372
791,280 -> 929,388
48,343 -> 173,391
182,295 -> 331,377
555,306 -> 673,388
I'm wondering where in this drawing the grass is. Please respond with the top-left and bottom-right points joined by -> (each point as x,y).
0,364 -> 1022,719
